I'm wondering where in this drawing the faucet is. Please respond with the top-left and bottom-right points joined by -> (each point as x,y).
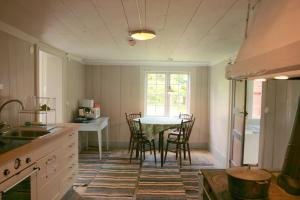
0,99 -> 24,131
0,99 -> 24,114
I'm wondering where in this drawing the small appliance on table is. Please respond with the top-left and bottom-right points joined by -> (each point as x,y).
77,99 -> 100,120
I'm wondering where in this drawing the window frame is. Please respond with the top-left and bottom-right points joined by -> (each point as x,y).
144,71 -> 191,117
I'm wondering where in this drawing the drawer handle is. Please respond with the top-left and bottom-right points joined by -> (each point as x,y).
46,155 -> 56,164
69,154 -> 75,159
69,132 -> 75,137
69,164 -> 75,169
68,143 -> 75,148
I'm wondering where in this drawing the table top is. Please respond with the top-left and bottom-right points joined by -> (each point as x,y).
134,116 -> 183,139
136,116 -> 183,125
199,169 -> 300,200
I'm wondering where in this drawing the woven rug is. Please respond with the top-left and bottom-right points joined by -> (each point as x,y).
73,150 -> 214,200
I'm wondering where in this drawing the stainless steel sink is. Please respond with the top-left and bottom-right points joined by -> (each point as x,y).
0,127 -> 62,154
6,130 -> 49,139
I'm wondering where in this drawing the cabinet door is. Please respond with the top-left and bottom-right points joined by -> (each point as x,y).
37,149 -> 62,200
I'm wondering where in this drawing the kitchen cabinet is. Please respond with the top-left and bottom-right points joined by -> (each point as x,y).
36,128 -> 78,200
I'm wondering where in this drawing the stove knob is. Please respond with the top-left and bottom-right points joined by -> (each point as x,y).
3,169 -> 10,176
14,158 -> 21,169
26,158 -> 31,164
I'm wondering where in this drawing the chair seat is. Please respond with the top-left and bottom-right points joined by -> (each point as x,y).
167,136 -> 186,144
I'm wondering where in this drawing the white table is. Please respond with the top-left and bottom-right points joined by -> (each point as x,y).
78,117 -> 109,159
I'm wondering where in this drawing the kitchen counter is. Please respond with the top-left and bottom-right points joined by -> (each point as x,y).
0,123 -> 79,166
0,123 -> 80,200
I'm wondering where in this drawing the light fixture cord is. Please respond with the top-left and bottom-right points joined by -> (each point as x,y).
121,0 -> 131,34
144,0 -> 147,30
136,0 -> 143,30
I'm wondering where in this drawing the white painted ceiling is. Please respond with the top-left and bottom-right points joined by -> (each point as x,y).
0,0 -> 248,65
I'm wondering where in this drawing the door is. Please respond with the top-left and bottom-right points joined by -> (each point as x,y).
229,80 -> 247,167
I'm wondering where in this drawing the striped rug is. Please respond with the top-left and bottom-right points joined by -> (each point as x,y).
73,149 -> 213,200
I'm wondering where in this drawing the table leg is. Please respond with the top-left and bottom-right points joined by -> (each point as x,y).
97,130 -> 102,160
160,131 -> 164,167
106,126 -> 109,151
86,132 -> 89,150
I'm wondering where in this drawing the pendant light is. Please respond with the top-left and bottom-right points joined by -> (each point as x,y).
130,0 -> 156,41
130,30 -> 156,40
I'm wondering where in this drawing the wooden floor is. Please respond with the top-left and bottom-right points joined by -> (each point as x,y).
63,148 -> 217,200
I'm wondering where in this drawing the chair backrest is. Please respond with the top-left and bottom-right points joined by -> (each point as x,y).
178,118 -> 195,142
130,119 -> 143,138
125,112 -> 142,133
125,112 -> 142,121
179,113 -> 193,120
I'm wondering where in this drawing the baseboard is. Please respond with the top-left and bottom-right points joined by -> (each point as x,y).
210,145 -> 227,167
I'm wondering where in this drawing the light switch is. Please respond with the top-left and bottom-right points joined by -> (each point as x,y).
0,84 -> 4,90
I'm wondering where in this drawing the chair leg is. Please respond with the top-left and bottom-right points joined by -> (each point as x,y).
149,142 -> 152,155
143,144 -> 146,160
130,141 -> 135,163
139,143 -> 143,167
135,141 -> 139,158
183,143 -> 186,160
187,143 -> 192,165
179,144 -> 182,167
158,137 -> 161,153
128,133 -> 132,152
164,142 -> 169,164
175,144 -> 179,160
152,140 -> 156,164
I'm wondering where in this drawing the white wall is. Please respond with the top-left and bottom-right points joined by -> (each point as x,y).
209,60 -> 231,167
85,65 -> 210,148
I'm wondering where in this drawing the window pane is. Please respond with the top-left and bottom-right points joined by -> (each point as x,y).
169,73 -> 189,116
146,73 -> 166,116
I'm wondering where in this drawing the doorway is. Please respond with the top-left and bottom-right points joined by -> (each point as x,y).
229,80 -> 247,167
229,80 -> 263,167
243,80 -> 263,165
38,50 -> 63,123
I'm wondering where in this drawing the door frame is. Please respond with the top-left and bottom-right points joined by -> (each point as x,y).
227,80 -> 248,167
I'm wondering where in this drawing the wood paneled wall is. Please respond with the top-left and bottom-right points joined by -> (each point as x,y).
0,29 -> 86,125
209,61 -> 231,167
85,65 -> 209,148
63,59 -> 86,122
0,30 -> 35,125
260,80 -> 300,170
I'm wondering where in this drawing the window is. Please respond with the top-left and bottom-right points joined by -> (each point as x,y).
145,72 -> 190,116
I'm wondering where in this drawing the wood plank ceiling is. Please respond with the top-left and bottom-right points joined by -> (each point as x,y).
0,0 -> 249,65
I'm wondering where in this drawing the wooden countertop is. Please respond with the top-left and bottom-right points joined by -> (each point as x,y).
0,123 -> 80,164
199,169 -> 300,200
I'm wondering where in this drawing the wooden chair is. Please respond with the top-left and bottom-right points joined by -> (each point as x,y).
129,119 -> 156,167
179,113 -> 194,120
164,118 -> 195,166
125,112 -> 142,152
168,113 -> 193,138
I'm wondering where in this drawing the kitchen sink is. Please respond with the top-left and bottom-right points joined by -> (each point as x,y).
1,129 -> 49,140
0,126 -> 62,154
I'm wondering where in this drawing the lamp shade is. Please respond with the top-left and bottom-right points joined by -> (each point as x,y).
131,30 -> 156,40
